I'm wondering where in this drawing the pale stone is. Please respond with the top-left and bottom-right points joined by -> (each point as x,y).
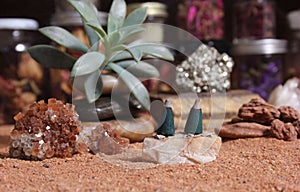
109,115 -> 156,142
269,77 -> 300,114
142,133 -> 222,164
80,114 -> 156,143
78,123 -> 129,155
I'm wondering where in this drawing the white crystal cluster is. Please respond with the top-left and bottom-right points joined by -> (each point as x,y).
269,77 -> 300,113
10,132 -> 54,160
143,133 -> 222,164
176,44 -> 234,93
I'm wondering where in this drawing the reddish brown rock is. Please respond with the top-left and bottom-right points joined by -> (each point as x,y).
238,98 -> 280,125
9,98 -> 85,160
219,122 -> 271,139
102,123 -> 130,147
270,119 -> 298,141
292,120 -> 300,137
278,106 -> 300,123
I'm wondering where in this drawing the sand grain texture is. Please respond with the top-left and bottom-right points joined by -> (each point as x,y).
0,129 -> 299,192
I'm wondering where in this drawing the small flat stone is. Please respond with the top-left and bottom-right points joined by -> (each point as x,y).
107,114 -> 156,142
142,133 -> 221,164
219,122 -> 271,139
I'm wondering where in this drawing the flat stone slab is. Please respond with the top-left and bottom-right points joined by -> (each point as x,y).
142,133 -> 222,164
219,122 -> 271,139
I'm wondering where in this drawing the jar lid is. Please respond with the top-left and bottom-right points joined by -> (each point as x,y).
51,11 -> 108,27
127,2 -> 168,18
54,0 -> 100,12
232,39 -> 287,55
288,9 -> 300,30
0,18 -> 39,30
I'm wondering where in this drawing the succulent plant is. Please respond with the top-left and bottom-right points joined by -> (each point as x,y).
28,0 -> 174,110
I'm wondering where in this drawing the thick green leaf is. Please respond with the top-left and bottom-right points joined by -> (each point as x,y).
39,26 -> 89,53
110,44 -> 142,62
118,26 -> 144,43
107,15 -> 118,34
109,0 -> 126,28
123,7 -> 148,27
117,60 -> 160,78
107,26 -> 144,50
126,47 -> 142,62
84,70 -> 103,103
109,63 -> 150,110
110,44 -> 174,62
68,0 -> 106,38
108,31 -> 121,48
71,52 -> 105,77
89,41 -> 100,52
135,44 -> 174,61
28,45 -> 75,70
84,22 -> 99,46
114,60 -> 135,68
87,23 -> 109,46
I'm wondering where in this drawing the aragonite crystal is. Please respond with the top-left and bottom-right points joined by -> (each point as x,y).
9,98 -> 83,160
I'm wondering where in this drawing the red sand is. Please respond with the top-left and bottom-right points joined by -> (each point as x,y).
0,125 -> 299,192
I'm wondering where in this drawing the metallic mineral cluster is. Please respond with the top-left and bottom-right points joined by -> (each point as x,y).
176,44 -> 234,93
9,98 -> 84,160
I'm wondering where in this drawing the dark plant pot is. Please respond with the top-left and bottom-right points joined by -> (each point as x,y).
73,96 -> 144,122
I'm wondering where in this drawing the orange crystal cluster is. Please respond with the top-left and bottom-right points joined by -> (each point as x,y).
9,98 -> 83,160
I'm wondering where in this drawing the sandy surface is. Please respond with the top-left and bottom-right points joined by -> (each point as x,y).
0,125 -> 299,192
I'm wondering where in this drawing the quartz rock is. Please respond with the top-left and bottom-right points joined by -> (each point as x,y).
142,133 -> 221,164
78,123 -> 129,155
176,44 -> 234,93
269,77 -> 300,113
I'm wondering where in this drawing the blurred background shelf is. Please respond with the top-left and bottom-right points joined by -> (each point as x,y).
0,0 -> 299,42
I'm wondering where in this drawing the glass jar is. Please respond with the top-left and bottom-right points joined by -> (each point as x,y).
285,9 -> 300,80
127,2 -> 169,93
0,18 -> 50,124
285,31 -> 300,80
127,2 -> 168,43
231,39 -> 287,100
184,0 -> 224,41
233,0 -> 276,43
